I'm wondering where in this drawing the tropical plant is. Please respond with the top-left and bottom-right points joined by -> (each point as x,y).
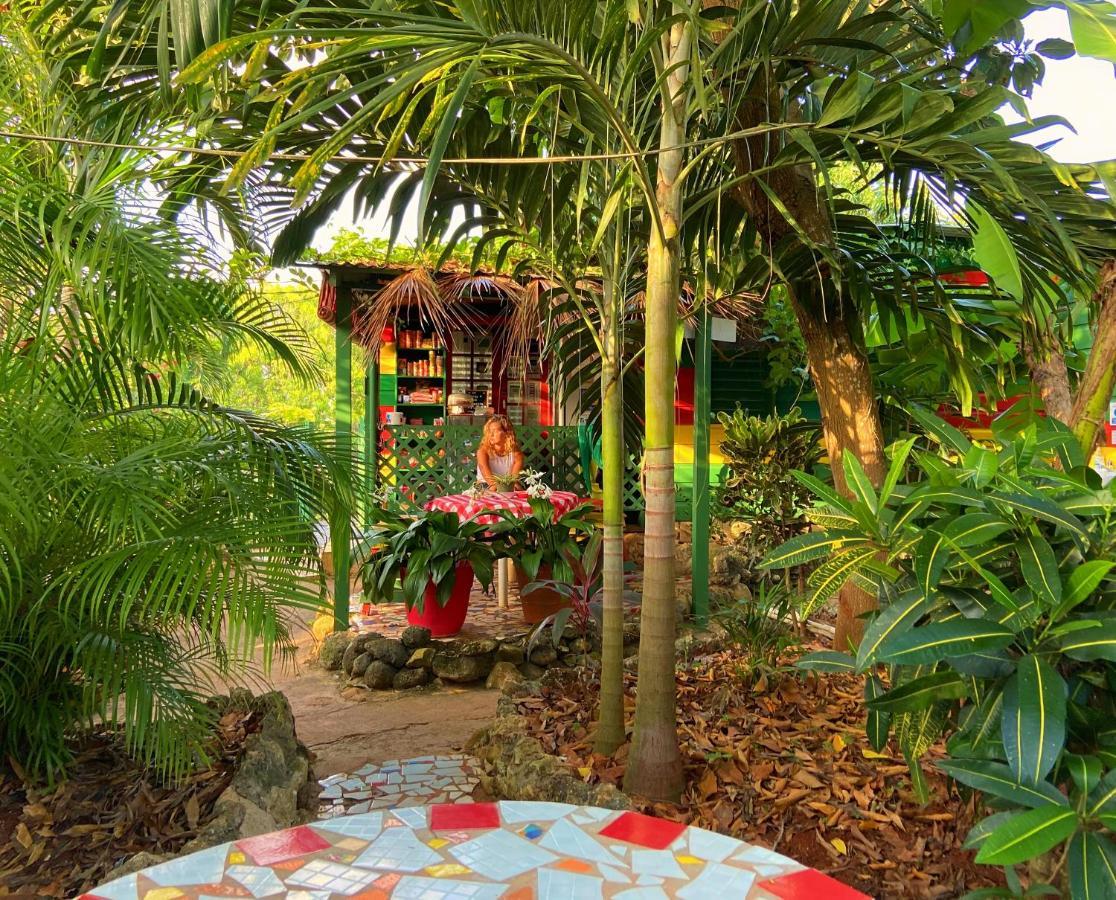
491,497 -> 595,584
775,408 -> 1116,893
0,30 -> 346,778
715,408 -> 824,555
711,582 -> 804,679
358,510 -> 495,613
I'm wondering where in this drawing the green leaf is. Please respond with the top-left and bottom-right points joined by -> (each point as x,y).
1065,754 -> 1103,797
760,530 -> 863,569
908,403 -> 973,454
1036,37 -> 1077,59
1002,655 -> 1066,786
970,202 -> 1024,300
963,445 -> 1000,488
915,528 -> 953,595
795,650 -> 856,672
974,805 -> 1078,865
857,587 -> 933,671
867,671 -> 969,713
1017,533 -> 1062,606
991,491 -> 1089,540
1068,831 -> 1116,900
865,674 -> 891,751
1086,769 -> 1116,818
817,71 -> 877,126
1067,1 -> 1116,63
881,619 -> 1014,666
937,758 -> 1069,808
1061,622 -> 1116,662
842,452 -> 879,513
1059,561 -> 1116,615
940,513 -> 1014,548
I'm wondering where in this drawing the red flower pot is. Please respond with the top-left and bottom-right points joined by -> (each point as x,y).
405,561 -> 475,637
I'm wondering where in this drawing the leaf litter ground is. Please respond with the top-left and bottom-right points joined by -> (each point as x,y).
518,653 -> 1004,899
0,706 -> 260,897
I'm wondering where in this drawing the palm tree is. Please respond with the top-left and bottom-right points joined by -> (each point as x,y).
0,19 -> 350,779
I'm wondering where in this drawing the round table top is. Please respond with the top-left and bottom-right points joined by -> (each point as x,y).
84,800 -> 870,900
425,490 -> 587,525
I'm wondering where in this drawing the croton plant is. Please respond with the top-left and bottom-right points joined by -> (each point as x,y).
765,406 -> 1116,894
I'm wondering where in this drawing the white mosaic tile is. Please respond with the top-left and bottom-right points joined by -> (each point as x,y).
539,818 -> 622,865
613,889 -> 671,900
391,806 -> 430,828
498,801 -> 576,823
687,827 -> 741,863
450,829 -> 558,880
675,862 -> 756,899
311,812 -> 384,840
392,875 -> 506,900
630,849 -> 686,879
599,863 -> 631,884
146,844 -> 229,886
285,859 -> 380,895
538,867 -> 604,900
352,826 -> 441,871
227,864 -> 286,898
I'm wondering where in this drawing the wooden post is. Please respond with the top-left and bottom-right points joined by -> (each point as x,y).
691,307 -> 711,625
333,282 -> 353,632
364,350 -> 378,527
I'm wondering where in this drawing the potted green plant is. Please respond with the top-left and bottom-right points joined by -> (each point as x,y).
492,496 -> 595,623
358,509 -> 495,637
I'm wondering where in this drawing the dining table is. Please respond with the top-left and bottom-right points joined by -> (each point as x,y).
83,799 -> 871,899
424,489 -> 588,608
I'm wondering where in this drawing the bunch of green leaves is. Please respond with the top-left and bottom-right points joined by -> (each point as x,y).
711,582 -> 805,677
490,498 -> 595,584
358,510 -> 495,613
714,407 -> 824,549
770,407 -> 1116,893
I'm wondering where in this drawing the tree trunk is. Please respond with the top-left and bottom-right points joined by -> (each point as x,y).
624,20 -> 688,803
794,293 -> 886,651
594,280 -> 626,756
1070,259 -> 1116,459
1021,323 -> 1073,424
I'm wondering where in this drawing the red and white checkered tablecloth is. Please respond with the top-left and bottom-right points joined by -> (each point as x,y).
424,490 -> 586,525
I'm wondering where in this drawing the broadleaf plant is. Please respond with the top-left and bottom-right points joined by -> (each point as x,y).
765,409 -> 1116,891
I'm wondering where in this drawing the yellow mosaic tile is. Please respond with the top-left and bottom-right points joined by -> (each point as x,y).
143,889 -> 184,900
427,838 -> 450,849
676,855 -> 703,865
337,838 -> 368,851
226,851 -> 246,865
425,863 -> 472,878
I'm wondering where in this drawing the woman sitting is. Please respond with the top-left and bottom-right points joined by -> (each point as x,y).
477,414 -> 525,490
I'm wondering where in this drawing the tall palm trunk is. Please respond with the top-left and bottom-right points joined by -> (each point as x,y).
624,20 -> 689,802
1021,323 -> 1073,424
595,277 -> 626,755
794,289 -> 886,650
1070,260 -> 1116,458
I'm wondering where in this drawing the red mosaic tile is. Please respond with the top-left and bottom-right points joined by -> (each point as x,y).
598,811 -> 687,850
503,888 -> 534,900
373,873 -> 402,890
430,801 -> 500,831
236,824 -> 331,865
759,869 -> 873,900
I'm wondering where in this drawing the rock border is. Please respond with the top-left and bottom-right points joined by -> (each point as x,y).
465,672 -> 631,810
106,690 -> 317,880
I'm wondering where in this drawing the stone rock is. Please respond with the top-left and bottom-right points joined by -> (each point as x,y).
623,532 -> 644,567
622,622 -> 641,643
561,625 -> 578,640
529,645 -> 558,666
350,652 -> 372,678
401,625 -> 432,649
393,667 -> 430,690
711,546 -> 751,585
561,654 -> 581,667
369,638 -> 410,669
568,638 -> 590,653
363,660 -> 397,689
341,641 -> 361,675
318,632 -> 352,671
674,542 -> 693,576
406,647 -> 436,669
495,642 -> 524,664
519,662 -> 546,680
727,520 -> 752,541
456,638 -> 499,656
432,651 -> 493,683
485,661 -> 525,692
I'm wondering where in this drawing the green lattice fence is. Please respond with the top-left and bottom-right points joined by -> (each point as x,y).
376,425 -> 587,512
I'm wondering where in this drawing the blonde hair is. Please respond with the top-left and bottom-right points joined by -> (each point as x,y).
481,415 -> 520,455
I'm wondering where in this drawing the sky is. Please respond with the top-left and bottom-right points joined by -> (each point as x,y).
307,8 -> 1116,253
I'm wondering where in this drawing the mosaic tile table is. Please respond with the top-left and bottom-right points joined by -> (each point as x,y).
84,801 -> 871,900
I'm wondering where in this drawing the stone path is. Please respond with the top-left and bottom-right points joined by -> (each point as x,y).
84,800 -> 871,899
318,755 -> 482,818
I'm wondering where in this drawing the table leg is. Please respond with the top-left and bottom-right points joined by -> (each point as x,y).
498,558 -> 509,609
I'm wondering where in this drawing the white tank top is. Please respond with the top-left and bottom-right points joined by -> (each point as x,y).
479,451 -> 516,481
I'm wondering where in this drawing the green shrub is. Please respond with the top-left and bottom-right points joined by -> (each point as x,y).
714,407 -> 823,559
768,407 -> 1116,894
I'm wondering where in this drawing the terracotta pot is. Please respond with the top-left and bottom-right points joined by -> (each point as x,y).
515,563 -> 571,624
405,561 -> 474,637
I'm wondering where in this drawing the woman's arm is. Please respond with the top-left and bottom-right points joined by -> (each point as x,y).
477,446 -> 498,489
510,450 -> 525,477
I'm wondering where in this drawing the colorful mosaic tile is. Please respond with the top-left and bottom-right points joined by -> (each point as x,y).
87,801 -> 857,899
317,755 -> 481,819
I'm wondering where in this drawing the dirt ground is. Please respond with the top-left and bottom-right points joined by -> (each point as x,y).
256,609 -> 499,777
